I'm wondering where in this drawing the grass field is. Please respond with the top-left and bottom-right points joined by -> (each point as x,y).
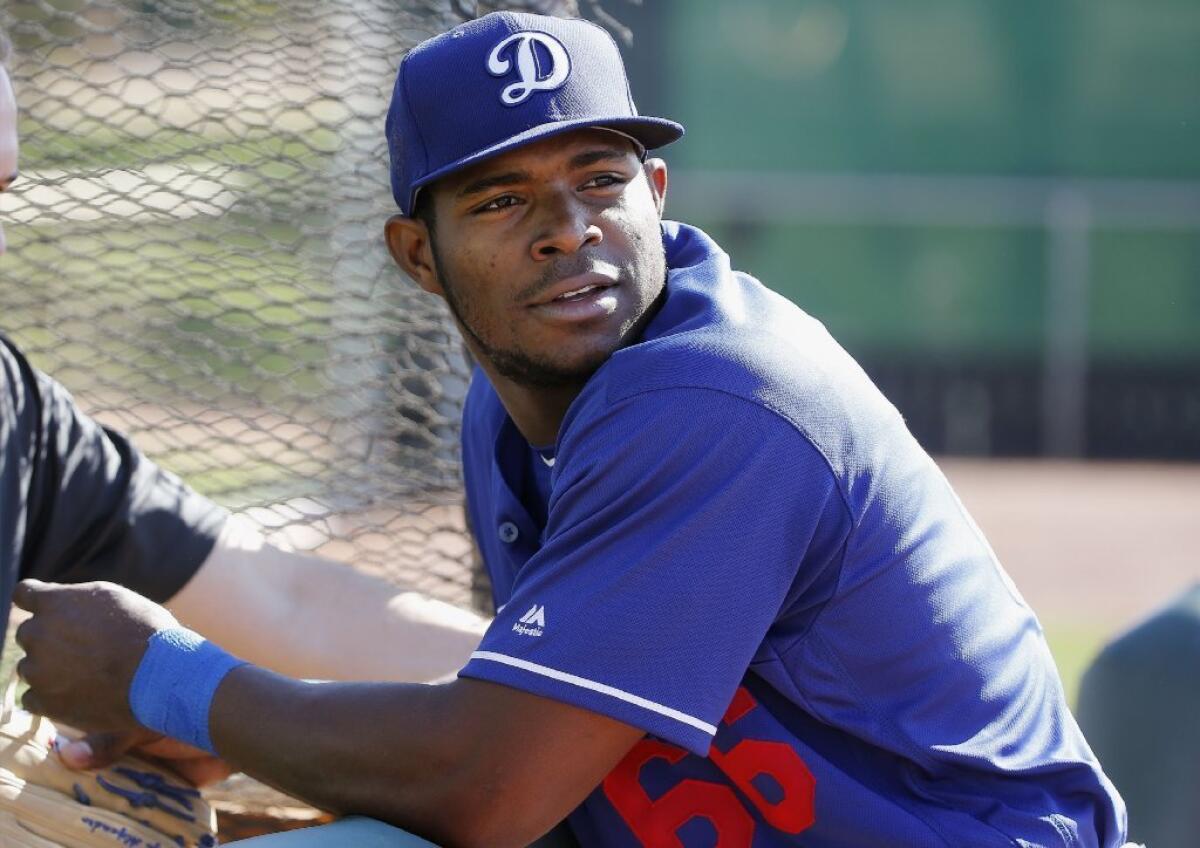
1043,623 -> 1109,707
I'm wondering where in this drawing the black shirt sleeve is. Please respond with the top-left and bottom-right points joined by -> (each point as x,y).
1,334 -> 227,603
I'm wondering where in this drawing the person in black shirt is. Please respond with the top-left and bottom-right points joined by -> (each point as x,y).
0,331 -> 228,636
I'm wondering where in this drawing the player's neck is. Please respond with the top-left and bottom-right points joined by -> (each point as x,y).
485,370 -> 583,447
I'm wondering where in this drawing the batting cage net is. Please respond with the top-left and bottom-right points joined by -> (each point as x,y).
0,0 -> 617,614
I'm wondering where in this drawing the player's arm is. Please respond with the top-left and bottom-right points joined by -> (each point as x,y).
165,516 -> 488,683
13,579 -> 640,848
211,670 -> 642,846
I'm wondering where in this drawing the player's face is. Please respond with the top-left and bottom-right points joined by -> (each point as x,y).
391,128 -> 668,388
0,67 -> 19,256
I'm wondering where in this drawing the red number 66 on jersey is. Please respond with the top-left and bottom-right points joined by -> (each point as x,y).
603,687 -> 816,846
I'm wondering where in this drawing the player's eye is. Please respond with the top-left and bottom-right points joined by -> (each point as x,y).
580,173 -> 627,191
474,194 -> 522,214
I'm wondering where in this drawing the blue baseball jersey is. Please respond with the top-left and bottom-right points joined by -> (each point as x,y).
458,222 -> 1126,847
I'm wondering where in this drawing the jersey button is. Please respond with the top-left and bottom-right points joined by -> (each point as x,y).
498,521 -> 520,544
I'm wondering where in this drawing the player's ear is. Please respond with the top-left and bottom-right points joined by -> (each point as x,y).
643,157 -> 668,218
385,214 -> 444,297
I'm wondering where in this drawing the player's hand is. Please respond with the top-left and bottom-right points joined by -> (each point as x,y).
58,728 -> 236,787
12,579 -> 178,734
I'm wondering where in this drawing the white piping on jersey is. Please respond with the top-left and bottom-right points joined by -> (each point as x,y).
469,651 -> 718,736
540,454 -> 556,468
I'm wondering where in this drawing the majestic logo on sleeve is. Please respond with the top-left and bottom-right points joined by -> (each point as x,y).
513,603 -> 546,636
486,32 -> 571,106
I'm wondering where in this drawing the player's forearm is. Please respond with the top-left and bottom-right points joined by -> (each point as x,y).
15,579 -> 639,848
167,517 -> 488,682
208,668 -> 541,847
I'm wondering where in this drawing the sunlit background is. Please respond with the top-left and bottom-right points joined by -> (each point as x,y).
615,0 -> 1200,694
621,0 -> 1200,460
0,1 -> 1197,841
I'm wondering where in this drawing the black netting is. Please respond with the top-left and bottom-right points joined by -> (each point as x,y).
0,1 -> 598,612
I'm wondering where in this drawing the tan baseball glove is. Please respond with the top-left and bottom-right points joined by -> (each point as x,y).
0,693 -> 218,848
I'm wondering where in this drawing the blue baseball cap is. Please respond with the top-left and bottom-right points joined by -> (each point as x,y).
385,11 -> 684,216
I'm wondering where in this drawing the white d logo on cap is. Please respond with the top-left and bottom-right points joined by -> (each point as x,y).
486,32 -> 571,106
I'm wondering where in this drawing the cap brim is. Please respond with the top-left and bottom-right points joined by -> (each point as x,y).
406,115 -> 684,215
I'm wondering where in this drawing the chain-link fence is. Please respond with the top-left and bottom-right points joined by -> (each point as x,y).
0,0 -> 610,612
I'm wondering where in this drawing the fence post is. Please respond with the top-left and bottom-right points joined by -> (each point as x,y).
1042,187 -> 1092,457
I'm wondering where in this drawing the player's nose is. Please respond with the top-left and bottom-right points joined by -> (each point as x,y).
530,193 -> 601,260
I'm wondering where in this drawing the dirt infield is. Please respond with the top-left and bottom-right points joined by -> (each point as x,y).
939,458 -> 1200,633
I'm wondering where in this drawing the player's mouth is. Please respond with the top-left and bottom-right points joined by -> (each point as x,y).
527,272 -> 620,321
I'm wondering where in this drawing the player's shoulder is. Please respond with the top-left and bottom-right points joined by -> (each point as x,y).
593,231 -> 904,466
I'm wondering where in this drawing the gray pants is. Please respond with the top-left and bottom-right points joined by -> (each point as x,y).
229,816 -> 580,847
1077,582 -> 1200,848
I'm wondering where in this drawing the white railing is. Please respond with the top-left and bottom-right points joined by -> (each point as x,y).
670,171 -> 1200,456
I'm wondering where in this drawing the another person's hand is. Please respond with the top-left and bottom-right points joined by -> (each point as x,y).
59,726 -> 235,787
12,579 -> 178,733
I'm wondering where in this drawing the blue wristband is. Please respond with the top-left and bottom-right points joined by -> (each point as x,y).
128,627 -> 248,755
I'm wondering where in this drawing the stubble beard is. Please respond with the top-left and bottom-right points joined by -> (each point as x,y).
430,232 -> 667,390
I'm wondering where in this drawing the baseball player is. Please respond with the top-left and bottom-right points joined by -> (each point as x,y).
11,12 -> 1131,848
